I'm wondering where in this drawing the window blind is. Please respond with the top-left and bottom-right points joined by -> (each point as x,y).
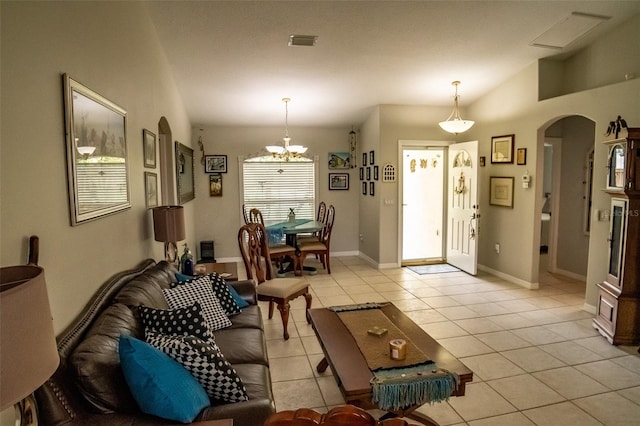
242,159 -> 316,225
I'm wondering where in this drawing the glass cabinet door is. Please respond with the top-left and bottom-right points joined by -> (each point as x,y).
607,143 -> 626,190
607,198 -> 627,287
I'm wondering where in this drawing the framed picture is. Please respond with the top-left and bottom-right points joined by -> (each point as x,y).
362,181 -> 367,195
369,181 -> 375,196
144,172 -> 158,209
205,154 -> 227,173
489,176 -> 514,208
63,74 -> 131,226
359,167 -> 364,181
209,173 -> 222,196
491,134 -> 515,164
362,152 -> 367,167
176,141 -> 195,204
369,150 -> 375,165
329,173 -> 349,190
143,129 -> 156,168
479,156 -> 486,167
516,148 -> 527,165
374,165 -> 379,180
328,152 -> 350,169
366,167 -> 371,181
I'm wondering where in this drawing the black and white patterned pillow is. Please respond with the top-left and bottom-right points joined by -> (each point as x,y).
138,302 -> 212,341
162,279 -> 231,332
171,274 -> 241,316
146,331 -> 248,403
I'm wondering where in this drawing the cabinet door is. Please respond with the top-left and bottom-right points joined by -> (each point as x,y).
607,198 -> 628,288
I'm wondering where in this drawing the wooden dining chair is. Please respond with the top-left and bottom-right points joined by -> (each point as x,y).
248,208 -> 298,274
242,204 -> 250,224
297,201 -> 327,245
238,222 -> 312,340
299,204 -> 335,274
264,405 -> 419,426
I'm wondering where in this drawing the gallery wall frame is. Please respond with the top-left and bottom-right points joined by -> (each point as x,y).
209,173 -> 222,196
328,152 -> 350,169
489,176 -> 514,208
63,74 -> 131,226
144,172 -> 158,209
205,154 -> 227,173
362,181 -> 367,195
491,134 -> 515,164
143,129 -> 156,168
175,141 -> 195,204
329,173 -> 349,190
516,148 -> 527,165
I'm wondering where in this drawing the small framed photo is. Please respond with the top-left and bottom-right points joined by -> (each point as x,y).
359,167 -> 364,180
362,152 -> 367,167
209,173 -> 222,196
366,167 -> 371,181
489,176 -> 514,208
369,181 -> 375,196
491,134 -> 515,164
516,148 -> 527,165
329,173 -> 349,190
143,129 -> 156,168
328,152 -> 350,169
144,172 -> 158,209
205,155 -> 228,173
369,150 -> 375,165
479,156 -> 486,167
374,165 -> 379,180
362,181 -> 367,195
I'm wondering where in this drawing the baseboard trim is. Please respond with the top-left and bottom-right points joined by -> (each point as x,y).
551,268 -> 587,282
478,264 -> 539,289
583,303 -> 597,315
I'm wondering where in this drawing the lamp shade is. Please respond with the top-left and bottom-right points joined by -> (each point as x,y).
152,205 -> 186,243
0,265 -> 59,410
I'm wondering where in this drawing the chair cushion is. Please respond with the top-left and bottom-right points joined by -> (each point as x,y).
118,334 -> 209,423
256,278 -> 308,299
268,244 -> 295,256
146,332 -> 249,404
299,241 -> 327,251
171,274 -> 242,316
162,279 -> 232,332
138,302 -> 213,341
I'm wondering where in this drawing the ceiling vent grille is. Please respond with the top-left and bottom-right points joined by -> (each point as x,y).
288,35 -> 318,47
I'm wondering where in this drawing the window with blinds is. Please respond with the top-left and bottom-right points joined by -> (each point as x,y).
242,157 -> 316,225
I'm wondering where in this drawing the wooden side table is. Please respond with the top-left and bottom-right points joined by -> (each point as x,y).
195,262 -> 238,281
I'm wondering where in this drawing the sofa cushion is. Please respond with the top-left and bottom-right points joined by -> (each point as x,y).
146,332 -> 248,404
118,334 -> 209,423
171,274 -> 241,316
213,327 -> 268,366
228,305 -> 263,330
139,302 -> 212,341
162,279 -> 232,332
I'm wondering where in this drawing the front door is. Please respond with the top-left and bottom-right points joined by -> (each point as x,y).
446,140 -> 479,275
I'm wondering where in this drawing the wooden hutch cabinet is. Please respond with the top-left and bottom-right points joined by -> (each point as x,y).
593,128 -> 640,345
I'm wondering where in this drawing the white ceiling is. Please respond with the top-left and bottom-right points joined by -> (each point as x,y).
146,1 -> 640,128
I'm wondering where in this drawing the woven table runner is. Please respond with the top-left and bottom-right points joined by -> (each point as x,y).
336,308 -> 430,370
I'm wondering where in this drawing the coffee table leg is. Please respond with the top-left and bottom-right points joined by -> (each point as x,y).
316,357 -> 329,373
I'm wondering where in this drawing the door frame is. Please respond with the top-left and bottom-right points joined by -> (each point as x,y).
397,140 -> 451,266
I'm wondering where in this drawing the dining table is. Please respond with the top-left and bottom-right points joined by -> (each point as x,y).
266,219 -> 324,276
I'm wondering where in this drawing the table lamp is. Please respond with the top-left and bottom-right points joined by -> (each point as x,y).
153,205 -> 186,264
1,265 -> 60,425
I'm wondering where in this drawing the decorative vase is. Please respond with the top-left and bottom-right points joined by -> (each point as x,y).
288,209 -> 295,223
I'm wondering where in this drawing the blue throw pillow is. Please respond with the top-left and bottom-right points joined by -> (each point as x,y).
175,272 -> 193,282
227,283 -> 249,308
118,334 -> 209,423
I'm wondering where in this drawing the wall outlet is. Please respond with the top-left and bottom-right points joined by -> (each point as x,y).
359,233 -> 364,241
494,243 -> 500,254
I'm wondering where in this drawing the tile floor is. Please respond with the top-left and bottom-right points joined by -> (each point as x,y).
240,256 -> 640,425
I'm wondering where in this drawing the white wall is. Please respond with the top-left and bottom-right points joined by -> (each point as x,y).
0,1 -> 192,332
193,126 -> 360,260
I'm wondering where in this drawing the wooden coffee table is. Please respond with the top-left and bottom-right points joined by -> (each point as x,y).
308,304 -> 473,425
195,261 -> 238,281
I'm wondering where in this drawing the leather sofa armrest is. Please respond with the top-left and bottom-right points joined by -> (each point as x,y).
229,279 -> 257,305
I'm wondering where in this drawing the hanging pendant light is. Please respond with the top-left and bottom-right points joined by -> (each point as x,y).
438,81 -> 475,134
266,98 -> 308,161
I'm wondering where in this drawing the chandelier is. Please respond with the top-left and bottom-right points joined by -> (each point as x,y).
266,98 -> 308,161
438,81 -> 475,134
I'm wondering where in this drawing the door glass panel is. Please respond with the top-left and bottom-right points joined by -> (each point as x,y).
609,204 -> 623,277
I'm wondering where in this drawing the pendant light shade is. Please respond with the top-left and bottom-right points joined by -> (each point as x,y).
438,81 -> 475,134
266,98 -> 307,160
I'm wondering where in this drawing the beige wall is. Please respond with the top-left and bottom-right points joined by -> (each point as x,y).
192,126 -> 360,260
0,1 -> 192,333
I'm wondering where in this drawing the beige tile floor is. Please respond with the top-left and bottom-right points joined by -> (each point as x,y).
239,256 -> 640,425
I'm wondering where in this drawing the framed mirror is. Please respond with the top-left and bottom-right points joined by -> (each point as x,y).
175,141 -> 195,204
63,74 -> 131,225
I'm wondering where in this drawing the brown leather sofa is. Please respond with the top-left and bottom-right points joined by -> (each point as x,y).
35,259 -> 275,425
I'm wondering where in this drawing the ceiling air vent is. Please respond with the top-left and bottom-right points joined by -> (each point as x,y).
288,35 -> 318,47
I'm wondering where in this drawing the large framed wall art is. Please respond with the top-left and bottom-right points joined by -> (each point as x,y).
63,74 -> 130,225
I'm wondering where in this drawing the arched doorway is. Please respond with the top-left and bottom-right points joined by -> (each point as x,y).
158,117 -> 176,205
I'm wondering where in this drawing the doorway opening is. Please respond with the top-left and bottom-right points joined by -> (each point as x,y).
158,117 -> 176,205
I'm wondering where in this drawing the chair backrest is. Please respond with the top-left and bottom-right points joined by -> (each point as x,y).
249,208 -> 265,225
242,204 -> 250,224
238,222 -> 274,284
319,204 -> 335,245
317,201 -> 327,223
264,405 -> 417,426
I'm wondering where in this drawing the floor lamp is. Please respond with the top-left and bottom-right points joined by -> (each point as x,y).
1,265 -> 60,425
153,205 -> 186,264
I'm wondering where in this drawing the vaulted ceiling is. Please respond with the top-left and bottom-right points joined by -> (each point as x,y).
146,1 -> 640,128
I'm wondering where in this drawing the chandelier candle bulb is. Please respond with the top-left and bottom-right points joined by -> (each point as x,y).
389,339 -> 407,360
